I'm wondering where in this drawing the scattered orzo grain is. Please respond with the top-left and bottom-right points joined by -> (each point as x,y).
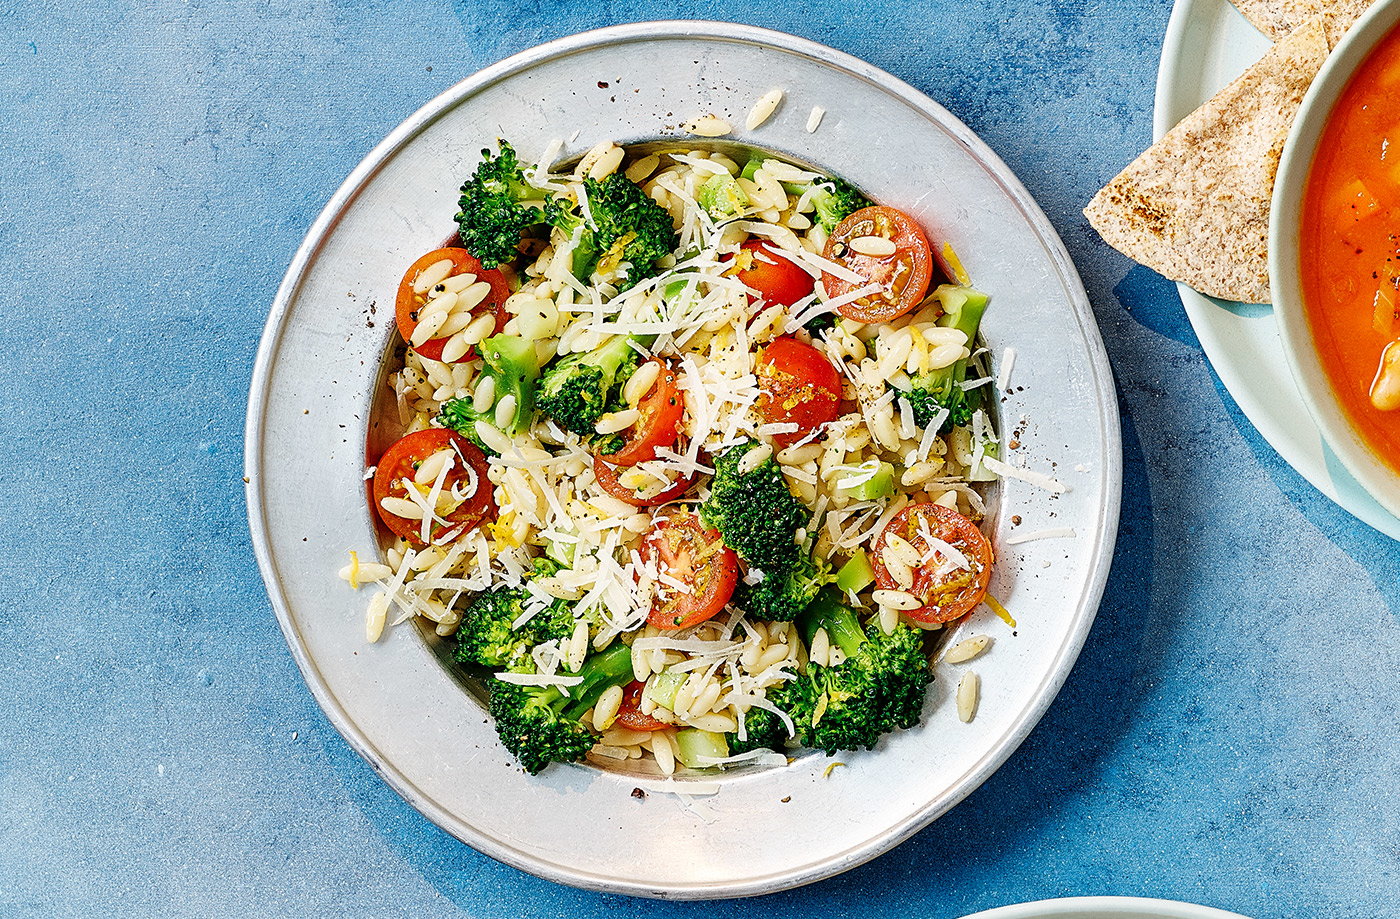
943,635 -> 992,664
956,671 -> 980,723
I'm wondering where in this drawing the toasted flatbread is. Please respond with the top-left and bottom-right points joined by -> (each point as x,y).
1229,0 -> 1378,41
1083,16 -> 1330,303
1231,0 -> 1322,39
1321,0 -> 1380,44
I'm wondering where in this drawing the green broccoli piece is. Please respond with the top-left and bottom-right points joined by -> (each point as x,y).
740,157 -> 872,232
455,141 -> 554,268
543,172 -> 677,291
453,565 -> 574,673
437,334 -> 541,454
901,285 -> 990,432
535,333 -> 643,439
808,177 -> 873,232
700,440 -> 808,572
700,440 -> 826,622
734,553 -> 834,625
788,590 -> 933,754
487,643 -> 635,774
728,693 -> 795,755
581,173 -> 679,291
697,173 -> 749,219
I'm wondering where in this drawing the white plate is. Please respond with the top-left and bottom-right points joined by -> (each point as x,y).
245,21 -> 1120,899
1155,0 -> 1400,539
959,896 -> 1254,919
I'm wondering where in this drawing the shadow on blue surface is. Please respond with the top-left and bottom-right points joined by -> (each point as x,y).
1207,367 -> 1400,605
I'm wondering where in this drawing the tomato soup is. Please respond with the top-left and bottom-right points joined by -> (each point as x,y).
1300,23 -> 1400,473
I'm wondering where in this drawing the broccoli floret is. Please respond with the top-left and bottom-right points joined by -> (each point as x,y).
545,173 -> 677,291
901,286 -> 990,432
809,177 -> 873,232
453,567 -> 574,673
786,590 -> 933,754
582,173 -> 679,291
701,440 -> 827,621
535,333 -> 642,438
728,698 -> 791,756
700,440 -> 808,572
487,643 -> 635,774
741,157 -> 872,232
437,334 -> 541,454
455,141 -> 553,268
730,590 -> 930,756
697,173 -> 749,219
734,553 -> 833,624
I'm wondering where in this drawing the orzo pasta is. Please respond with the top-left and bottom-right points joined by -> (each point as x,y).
340,137 -> 1003,775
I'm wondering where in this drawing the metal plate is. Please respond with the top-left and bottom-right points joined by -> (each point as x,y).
245,21 -> 1120,899
959,897 -> 1254,919
1155,0 -> 1400,539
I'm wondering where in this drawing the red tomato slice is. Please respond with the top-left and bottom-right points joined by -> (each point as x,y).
730,240 -> 815,307
597,359 -> 685,465
821,206 -> 933,324
593,457 -> 696,507
641,512 -> 739,630
872,503 -> 992,624
613,680 -> 670,732
371,428 -> 495,546
395,248 -> 510,363
755,336 -> 842,445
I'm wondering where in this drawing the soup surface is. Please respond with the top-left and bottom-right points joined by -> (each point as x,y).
1300,22 -> 1400,472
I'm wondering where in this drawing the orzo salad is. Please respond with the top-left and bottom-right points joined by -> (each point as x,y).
340,135 -> 1004,776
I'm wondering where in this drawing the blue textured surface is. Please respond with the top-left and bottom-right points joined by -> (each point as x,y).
2,1 -> 1397,917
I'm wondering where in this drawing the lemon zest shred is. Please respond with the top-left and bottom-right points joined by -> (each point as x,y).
823,761 -> 846,779
490,511 -> 519,548
909,325 -> 930,374
983,593 -> 1016,628
348,550 -> 361,590
942,242 -> 971,287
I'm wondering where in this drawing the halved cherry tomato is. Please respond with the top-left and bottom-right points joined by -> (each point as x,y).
597,359 -> 685,465
395,248 -> 510,363
613,680 -> 670,732
641,512 -> 739,630
593,456 -> 697,507
371,428 -> 496,545
872,503 -> 992,624
755,336 -> 842,445
730,240 -> 815,307
821,206 -> 933,324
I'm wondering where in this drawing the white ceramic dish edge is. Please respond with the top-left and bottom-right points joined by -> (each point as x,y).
1154,0 -> 1400,539
958,895 -> 1254,919
1269,0 -> 1400,521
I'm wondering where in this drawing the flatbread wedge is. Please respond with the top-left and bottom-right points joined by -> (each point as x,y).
1230,0 -> 1322,39
1227,0 -> 1378,41
1321,0 -> 1381,44
1083,16 -> 1329,303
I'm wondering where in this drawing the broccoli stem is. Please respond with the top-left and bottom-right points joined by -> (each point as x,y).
536,332 -> 654,439
559,644 -> 635,721
800,589 -> 868,659
935,286 -> 989,394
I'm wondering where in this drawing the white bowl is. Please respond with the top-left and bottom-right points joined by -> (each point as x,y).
958,897 -> 1253,919
1271,0 -> 1400,522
